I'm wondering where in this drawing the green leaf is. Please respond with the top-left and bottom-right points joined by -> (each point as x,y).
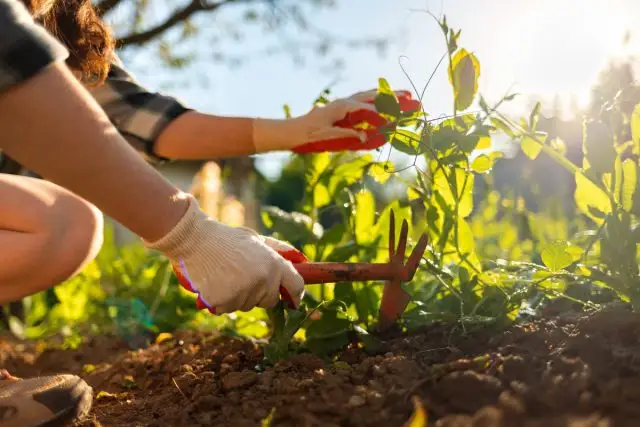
575,172 -> 612,221
541,240 -> 575,271
320,223 -> 346,246
447,28 -> 460,55
328,156 -> 371,196
355,190 -> 376,244
369,162 -> 393,183
305,307 -> 352,356
407,186 -> 422,201
333,283 -> 357,306
520,133 -> 547,160
325,241 -> 361,262
448,48 -> 480,111
375,78 -> 401,118
306,152 -> 331,184
313,183 -> 330,208
262,206 -> 323,242
390,129 -> 424,155
305,308 -> 352,339
621,159 -> 637,212
471,154 -> 493,173
476,136 -> 491,150
264,304 -> 309,364
432,166 -> 474,218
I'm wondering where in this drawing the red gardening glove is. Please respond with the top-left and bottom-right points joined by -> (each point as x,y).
292,89 -> 421,154
172,235 -> 308,314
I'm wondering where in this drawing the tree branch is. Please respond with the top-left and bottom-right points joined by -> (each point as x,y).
95,0 -> 125,17
117,0 -> 248,47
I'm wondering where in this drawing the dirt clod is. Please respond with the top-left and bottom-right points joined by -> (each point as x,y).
221,370 -> 258,391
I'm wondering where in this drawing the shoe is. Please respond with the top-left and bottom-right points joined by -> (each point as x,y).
0,370 -> 92,427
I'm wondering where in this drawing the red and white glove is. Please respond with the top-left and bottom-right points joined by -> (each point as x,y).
252,89 -> 420,154
175,234 -> 308,313
144,195 -> 306,314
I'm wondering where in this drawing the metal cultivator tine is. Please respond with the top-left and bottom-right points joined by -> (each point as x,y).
377,210 -> 429,332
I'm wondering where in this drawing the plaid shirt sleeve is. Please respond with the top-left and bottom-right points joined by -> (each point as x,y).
0,0 -> 69,94
87,55 -> 192,164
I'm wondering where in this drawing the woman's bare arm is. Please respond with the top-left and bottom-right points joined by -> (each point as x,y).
154,111 -> 258,159
0,61 -> 188,242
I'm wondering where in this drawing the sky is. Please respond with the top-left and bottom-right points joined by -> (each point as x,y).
117,0 -> 640,179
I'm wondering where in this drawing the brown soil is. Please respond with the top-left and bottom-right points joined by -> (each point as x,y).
3,306 -> 640,427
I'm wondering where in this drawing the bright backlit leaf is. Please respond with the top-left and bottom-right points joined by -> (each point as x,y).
448,48 -> 480,111
575,172 -> 612,222
313,183 -> 330,208
355,190 -> 376,244
520,132 -> 547,160
476,136 -> 491,150
541,240 -> 578,271
369,162 -> 394,183
471,154 -> 493,173
432,166 -> 474,218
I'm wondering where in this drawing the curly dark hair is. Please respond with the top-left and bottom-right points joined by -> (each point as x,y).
23,0 -> 116,85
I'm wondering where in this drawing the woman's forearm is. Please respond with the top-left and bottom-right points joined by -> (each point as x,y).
154,111 -> 259,159
0,61 -> 188,243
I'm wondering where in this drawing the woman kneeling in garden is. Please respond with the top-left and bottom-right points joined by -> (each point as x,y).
0,0 -> 419,425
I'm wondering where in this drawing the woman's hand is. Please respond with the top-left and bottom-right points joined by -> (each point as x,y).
145,195 -> 306,314
252,89 -> 420,154
183,233 -> 309,313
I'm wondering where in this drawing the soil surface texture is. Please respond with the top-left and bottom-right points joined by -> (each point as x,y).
1,307 -> 640,427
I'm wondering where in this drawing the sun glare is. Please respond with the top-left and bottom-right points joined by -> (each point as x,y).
495,0 -> 638,112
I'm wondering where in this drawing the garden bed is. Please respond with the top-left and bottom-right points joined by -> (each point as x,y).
2,306 -> 640,426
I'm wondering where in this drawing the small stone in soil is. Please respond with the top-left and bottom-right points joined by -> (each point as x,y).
348,395 -> 366,407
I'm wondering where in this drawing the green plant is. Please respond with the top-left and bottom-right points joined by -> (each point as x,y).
11,13 -> 640,366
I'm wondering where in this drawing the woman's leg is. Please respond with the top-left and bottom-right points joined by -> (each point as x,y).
0,174 -> 100,425
0,173 -> 103,303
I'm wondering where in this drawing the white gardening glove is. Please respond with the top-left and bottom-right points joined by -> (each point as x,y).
143,195 -> 305,314
252,89 -> 419,154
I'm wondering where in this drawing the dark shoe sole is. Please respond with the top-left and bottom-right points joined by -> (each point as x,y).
35,378 -> 93,427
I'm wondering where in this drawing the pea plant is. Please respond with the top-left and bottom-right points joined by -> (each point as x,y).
8,14 -> 640,363
260,15 -> 532,363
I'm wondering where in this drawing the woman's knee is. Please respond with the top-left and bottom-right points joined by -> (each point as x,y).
0,175 -> 104,298
49,193 -> 104,280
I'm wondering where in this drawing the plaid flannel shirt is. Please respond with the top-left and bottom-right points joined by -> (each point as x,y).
0,0 -> 191,175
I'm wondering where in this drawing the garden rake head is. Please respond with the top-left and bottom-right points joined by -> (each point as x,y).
292,209 -> 428,331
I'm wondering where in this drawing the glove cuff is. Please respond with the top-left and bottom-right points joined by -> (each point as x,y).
143,193 -> 210,259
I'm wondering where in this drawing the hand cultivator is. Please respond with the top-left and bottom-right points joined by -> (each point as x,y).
175,210 -> 428,331
291,210 -> 429,331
